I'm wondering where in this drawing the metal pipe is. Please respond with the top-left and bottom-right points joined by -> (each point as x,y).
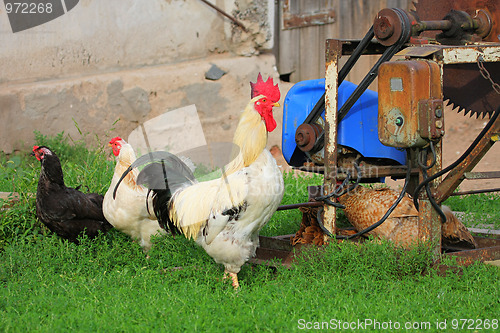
414,20 -> 452,32
276,201 -> 322,211
199,0 -> 248,32
450,188 -> 500,196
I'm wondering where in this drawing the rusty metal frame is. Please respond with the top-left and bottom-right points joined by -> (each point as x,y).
250,40 -> 500,267
322,40 -> 441,255
250,40 -> 500,268
434,117 -> 500,202
250,233 -> 500,268
401,44 -> 500,204
321,39 -> 342,241
321,41 -> 500,258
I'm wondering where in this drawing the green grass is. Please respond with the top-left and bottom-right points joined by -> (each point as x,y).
1,234 -> 498,332
444,193 -> 500,229
0,133 -> 499,332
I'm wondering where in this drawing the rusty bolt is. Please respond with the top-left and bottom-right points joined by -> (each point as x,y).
374,15 -> 394,40
373,8 -> 407,46
435,106 -> 443,118
295,123 -> 323,152
473,9 -> 493,39
295,131 -> 309,147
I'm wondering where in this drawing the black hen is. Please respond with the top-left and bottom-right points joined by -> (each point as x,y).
32,145 -> 113,243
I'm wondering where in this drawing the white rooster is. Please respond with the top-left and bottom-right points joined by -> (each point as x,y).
103,137 -> 166,252
114,74 -> 284,288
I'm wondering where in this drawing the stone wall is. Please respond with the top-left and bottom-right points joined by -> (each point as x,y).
0,0 -> 278,153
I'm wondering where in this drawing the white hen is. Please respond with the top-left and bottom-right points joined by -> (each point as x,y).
103,137 -> 166,251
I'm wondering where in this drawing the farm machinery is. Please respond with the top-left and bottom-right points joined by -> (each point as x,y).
253,0 -> 500,265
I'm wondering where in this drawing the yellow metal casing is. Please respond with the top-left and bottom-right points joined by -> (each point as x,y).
378,60 -> 442,148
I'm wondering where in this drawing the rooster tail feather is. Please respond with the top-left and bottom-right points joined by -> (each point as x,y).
137,162 -> 194,235
146,188 -> 153,216
128,151 -> 196,235
150,189 -> 180,235
136,161 -> 195,192
130,151 -> 195,180
113,165 -> 134,199
114,151 -> 195,198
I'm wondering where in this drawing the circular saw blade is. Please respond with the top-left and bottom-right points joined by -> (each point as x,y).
413,0 -> 500,118
443,62 -> 500,118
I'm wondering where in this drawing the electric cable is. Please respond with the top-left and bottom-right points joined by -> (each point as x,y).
416,142 -> 447,222
315,150 -> 412,240
412,105 -> 500,207
314,158 -> 362,208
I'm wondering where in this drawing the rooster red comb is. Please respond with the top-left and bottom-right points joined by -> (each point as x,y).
250,73 -> 280,103
109,137 -> 123,144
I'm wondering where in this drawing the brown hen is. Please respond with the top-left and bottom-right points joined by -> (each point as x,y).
337,186 -> 477,249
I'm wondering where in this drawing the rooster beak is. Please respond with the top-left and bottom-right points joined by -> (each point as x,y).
30,151 -> 35,156
273,102 -> 280,107
108,143 -> 113,147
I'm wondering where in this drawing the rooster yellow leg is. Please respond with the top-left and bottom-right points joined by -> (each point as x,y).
223,270 -> 240,289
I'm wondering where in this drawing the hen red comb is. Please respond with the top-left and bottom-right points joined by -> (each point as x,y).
109,137 -> 122,144
32,145 -> 39,151
250,73 -> 280,103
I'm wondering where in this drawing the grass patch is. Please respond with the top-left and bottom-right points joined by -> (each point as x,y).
1,234 -> 498,332
444,193 -> 500,229
0,134 -> 499,331
261,171 -> 323,237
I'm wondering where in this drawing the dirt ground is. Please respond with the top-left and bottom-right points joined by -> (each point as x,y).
272,103 -> 500,193
439,104 -> 500,192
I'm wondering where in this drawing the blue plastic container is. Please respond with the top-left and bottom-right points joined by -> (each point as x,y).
282,79 -> 406,167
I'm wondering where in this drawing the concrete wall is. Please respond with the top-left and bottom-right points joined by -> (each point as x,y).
1,0 -> 275,83
0,53 -> 284,153
0,0 -> 278,153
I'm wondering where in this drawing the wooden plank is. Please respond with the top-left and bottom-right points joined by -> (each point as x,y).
277,0 -> 412,82
299,25 -> 320,80
485,260 -> 500,267
297,0 -> 320,80
278,27 -> 300,77
282,0 -> 335,29
468,228 -> 500,236
0,192 -> 20,202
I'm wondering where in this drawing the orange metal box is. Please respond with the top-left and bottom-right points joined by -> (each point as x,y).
378,60 -> 442,148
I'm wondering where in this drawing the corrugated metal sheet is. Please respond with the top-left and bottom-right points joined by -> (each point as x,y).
277,0 -> 413,85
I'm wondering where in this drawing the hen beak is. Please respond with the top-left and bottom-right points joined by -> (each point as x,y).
273,102 -> 280,107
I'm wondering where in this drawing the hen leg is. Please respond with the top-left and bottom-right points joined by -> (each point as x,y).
223,270 -> 240,289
